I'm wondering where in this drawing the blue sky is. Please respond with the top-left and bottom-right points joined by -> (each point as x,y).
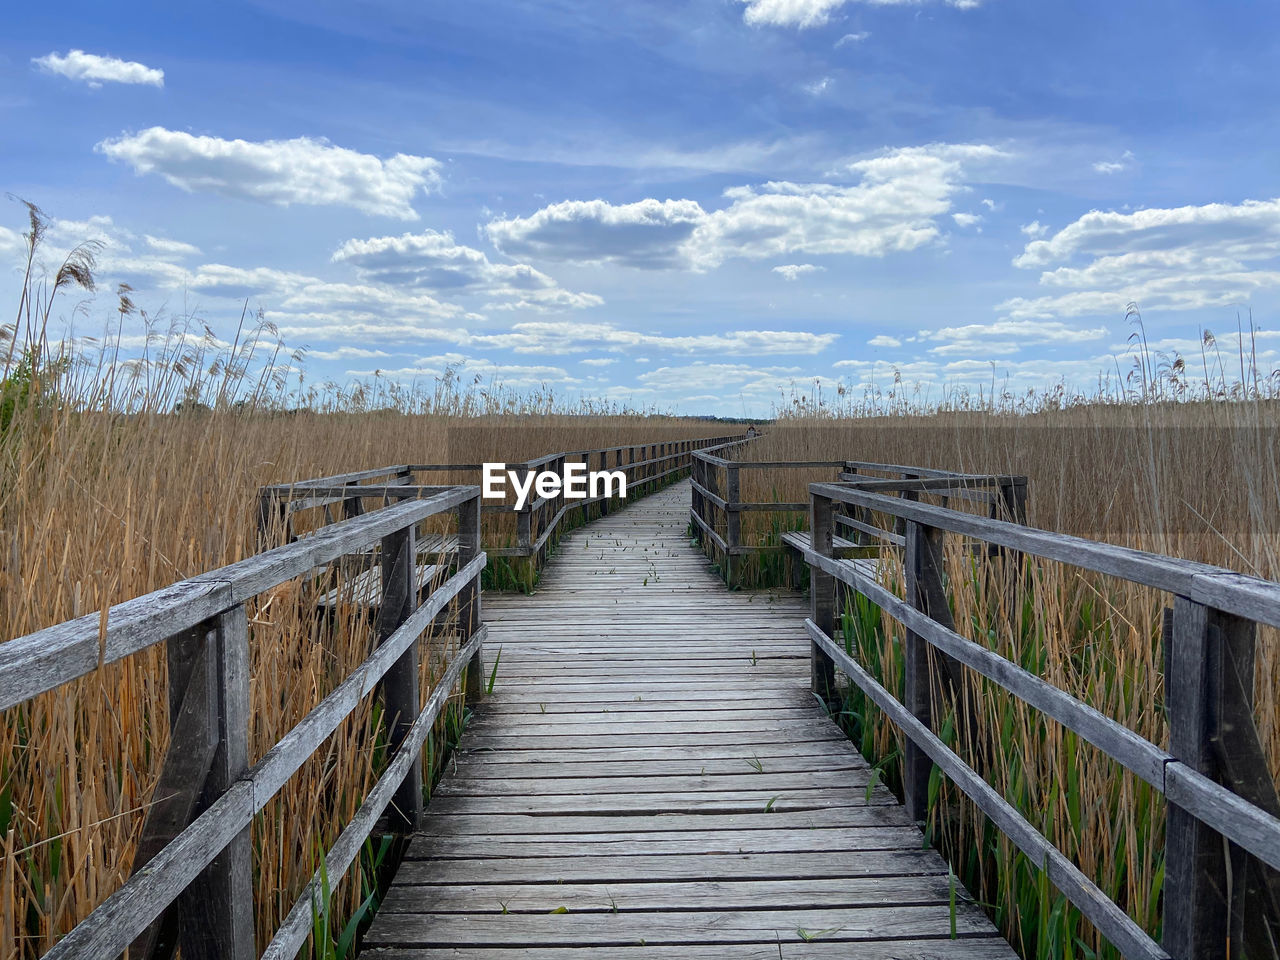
3,0 -> 1280,414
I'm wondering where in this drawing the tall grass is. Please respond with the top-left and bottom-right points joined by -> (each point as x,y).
722,325 -> 1280,956
0,206 -> 734,958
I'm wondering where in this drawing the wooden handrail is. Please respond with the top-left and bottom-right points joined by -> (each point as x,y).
260,433 -> 754,563
6,485 -> 488,960
788,478 -> 1280,960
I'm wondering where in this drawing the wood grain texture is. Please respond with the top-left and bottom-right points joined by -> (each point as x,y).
365,481 -> 1013,957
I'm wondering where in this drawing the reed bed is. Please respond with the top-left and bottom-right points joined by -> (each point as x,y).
717,355 -> 1280,956
0,208 -> 733,959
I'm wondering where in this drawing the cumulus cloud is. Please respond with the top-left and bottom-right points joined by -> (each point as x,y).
686,143 -> 1004,269
96,128 -> 441,219
739,0 -> 978,29
331,228 -> 601,311
1020,220 -> 1049,238
486,143 -> 1001,272
773,264 -> 825,280
467,320 -> 837,356
868,335 -> 901,347
34,50 -> 164,88
1004,197 -> 1280,319
952,212 -> 981,227
580,357 -> 618,366
486,198 -> 706,268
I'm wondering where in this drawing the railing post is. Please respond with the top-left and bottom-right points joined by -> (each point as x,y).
130,606 -> 253,960
341,480 -> 365,520
809,491 -> 837,708
598,450 -> 611,516
516,463 -> 532,555
696,455 -> 706,545
378,522 -> 423,832
904,516 -> 976,830
457,493 -> 485,706
183,605 -> 255,960
1164,597 -> 1255,959
726,463 -> 741,587
903,520 -> 945,823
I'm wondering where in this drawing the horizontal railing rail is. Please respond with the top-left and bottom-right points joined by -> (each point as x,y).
689,449 -> 1026,585
260,434 -> 753,568
2,485 -> 488,960
787,476 -> 1280,960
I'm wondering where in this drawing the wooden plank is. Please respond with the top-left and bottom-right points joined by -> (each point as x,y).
422,787 -> 894,816
354,941 -> 1016,960
364,904 -> 997,947
391,848 -> 949,885
434,769 -> 872,797
379,875 -> 968,912
417,807 -> 914,836
406,827 -> 925,859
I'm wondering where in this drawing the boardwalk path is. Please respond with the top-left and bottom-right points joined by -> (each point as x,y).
364,481 -> 1014,958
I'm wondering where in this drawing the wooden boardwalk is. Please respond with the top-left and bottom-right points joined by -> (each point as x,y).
364,481 -> 1015,958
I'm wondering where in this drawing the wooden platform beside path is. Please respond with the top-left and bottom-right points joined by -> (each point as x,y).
363,481 -> 1015,958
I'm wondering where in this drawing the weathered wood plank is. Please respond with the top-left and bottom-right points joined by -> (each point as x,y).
365,904 -> 997,947
378,875 -> 966,912
356,941 -> 1016,959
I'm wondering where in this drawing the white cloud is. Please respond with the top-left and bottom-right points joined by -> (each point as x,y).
306,346 -> 394,360
868,335 -> 901,347
331,229 -> 601,311
1092,150 -> 1135,175
1020,220 -> 1049,238
352,354 -> 578,387
739,0 -> 978,29
835,31 -> 870,46
639,361 -> 840,398
97,128 -> 441,219
773,263 -> 825,280
0,226 -> 26,259
144,235 -> 201,258
832,355 -> 1118,392
686,143 -> 1004,269
804,76 -> 834,96
1005,197 -> 1280,318
486,198 -> 706,268
34,50 -> 163,88
467,320 -> 837,356
580,357 -> 618,367
952,212 -> 981,227
484,144 -> 1002,272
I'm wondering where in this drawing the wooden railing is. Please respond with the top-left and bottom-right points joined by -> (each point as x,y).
261,434 -> 750,568
0,486 -> 488,960
689,449 -> 1027,583
788,476 -> 1280,960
